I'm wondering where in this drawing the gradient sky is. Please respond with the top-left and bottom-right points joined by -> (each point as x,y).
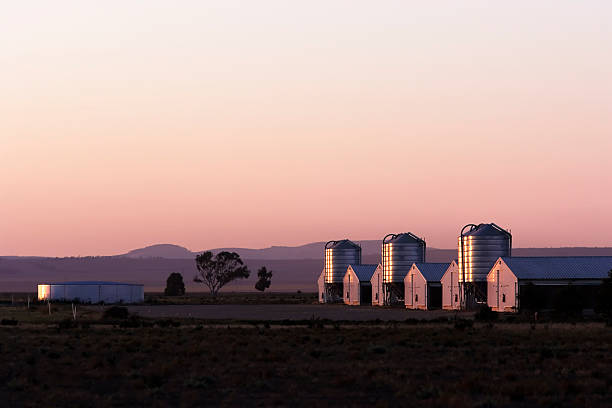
2,1 -> 612,256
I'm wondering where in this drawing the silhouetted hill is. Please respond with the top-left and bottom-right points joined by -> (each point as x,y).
125,244 -> 195,259
207,240 -> 384,260
120,240 -> 384,260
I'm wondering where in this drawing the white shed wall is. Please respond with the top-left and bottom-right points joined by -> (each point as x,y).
317,269 -> 325,303
441,261 -> 460,310
343,267 -> 361,306
65,285 -> 99,303
371,266 -> 384,306
404,266 -> 427,310
487,259 -> 518,312
132,285 -> 145,303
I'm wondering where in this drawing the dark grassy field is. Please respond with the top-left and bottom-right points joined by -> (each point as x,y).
145,291 -> 318,305
0,314 -> 610,407
0,291 -> 319,306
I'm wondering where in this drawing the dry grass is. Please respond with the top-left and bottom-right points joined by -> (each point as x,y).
145,291 -> 318,305
0,319 -> 610,407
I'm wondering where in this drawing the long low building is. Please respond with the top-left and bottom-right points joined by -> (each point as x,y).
487,256 -> 612,312
38,281 -> 144,304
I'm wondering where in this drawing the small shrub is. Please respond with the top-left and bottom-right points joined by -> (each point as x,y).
454,318 -> 474,330
1,318 -> 18,326
184,375 -> 216,389
58,319 -> 77,330
368,345 -> 386,354
119,316 -> 142,328
154,319 -> 180,328
102,306 -> 129,320
475,305 -> 498,322
164,272 -> 186,296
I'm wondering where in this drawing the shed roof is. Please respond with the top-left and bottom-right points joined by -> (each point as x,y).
500,256 -> 612,280
327,239 -> 360,250
413,263 -> 449,282
463,223 -> 510,237
349,264 -> 378,281
40,281 -> 142,286
385,233 -> 425,244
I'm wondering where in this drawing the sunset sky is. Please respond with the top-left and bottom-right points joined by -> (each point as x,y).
2,1 -> 612,256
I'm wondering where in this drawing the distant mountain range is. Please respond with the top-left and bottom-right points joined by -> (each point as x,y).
2,242 -> 612,292
123,242 -> 612,261
123,241 -> 385,260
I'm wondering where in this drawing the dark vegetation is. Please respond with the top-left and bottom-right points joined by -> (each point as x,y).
0,319 -> 610,407
194,251 -> 250,297
595,270 -> 612,325
102,306 -> 130,320
254,266 -> 273,292
164,272 -> 186,296
145,291 -> 317,305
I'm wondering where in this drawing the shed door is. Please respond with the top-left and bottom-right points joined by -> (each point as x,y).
496,270 -> 500,309
409,274 -> 414,306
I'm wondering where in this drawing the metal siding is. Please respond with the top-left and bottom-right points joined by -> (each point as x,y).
116,285 -> 131,303
459,224 -> 511,283
382,234 -> 425,284
501,256 -> 612,280
134,286 -> 145,303
50,285 -> 65,300
100,285 -> 121,303
324,240 -> 361,284
65,285 -> 99,303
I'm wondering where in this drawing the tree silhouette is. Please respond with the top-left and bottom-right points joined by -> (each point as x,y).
255,266 -> 273,292
194,251 -> 250,297
164,272 -> 186,296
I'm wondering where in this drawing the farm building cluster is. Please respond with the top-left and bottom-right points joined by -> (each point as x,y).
318,224 -> 612,312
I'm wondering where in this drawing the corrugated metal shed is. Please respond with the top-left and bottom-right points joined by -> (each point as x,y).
412,263 -> 448,282
500,256 -> 612,280
38,281 -> 144,303
40,281 -> 137,285
349,264 -> 378,282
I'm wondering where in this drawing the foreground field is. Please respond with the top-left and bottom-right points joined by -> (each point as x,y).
0,321 -> 610,407
126,304 -> 472,321
145,291 -> 318,305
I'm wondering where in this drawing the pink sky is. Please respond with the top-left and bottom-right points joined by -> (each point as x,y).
2,1 -> 612,256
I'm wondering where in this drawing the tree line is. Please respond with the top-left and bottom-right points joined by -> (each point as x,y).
164,251 -> 272,296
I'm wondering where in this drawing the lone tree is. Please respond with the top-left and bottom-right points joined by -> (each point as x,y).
255,266 -> 273,292
164,272 -> 186,296
194,251 -> 250,297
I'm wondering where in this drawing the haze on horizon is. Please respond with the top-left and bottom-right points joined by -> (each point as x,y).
2,1 -> 612,257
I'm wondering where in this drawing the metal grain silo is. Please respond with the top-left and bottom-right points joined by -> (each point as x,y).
382,233 -> 426,304
324,239 -> 361,302
458,223 -> 511,307
325,240 -> 361,283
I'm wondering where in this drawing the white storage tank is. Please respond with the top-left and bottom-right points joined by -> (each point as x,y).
37,281 -> 144,304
